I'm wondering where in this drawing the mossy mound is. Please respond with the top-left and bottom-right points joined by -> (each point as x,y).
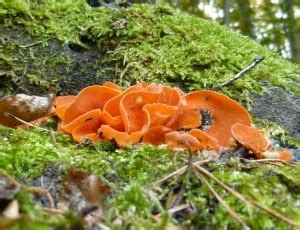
0,125 -> 300,229
0,0 -> 299,105
1,1 -> 300,229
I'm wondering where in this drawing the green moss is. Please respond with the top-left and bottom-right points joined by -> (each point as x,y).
0,0 -> 299,102
1,1 -> 300,228
0,188 -> 80,230
254,119 -> 300,149
200,160 -> 300,229
0,125 -> 300,228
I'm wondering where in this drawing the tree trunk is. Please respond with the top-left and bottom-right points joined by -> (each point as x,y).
294,32 -> 300,64
235,0 -> 256,39
281,0 -> 299,63
222,0 -> 231,26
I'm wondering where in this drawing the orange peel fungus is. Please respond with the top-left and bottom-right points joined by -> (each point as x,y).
53,81 -> 293,160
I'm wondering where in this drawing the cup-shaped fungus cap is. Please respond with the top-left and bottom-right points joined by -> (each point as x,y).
231,123 -> 271,157
72,118 -> 102,143
166,105 -> 202,130
120,91 -> 160,133
60,109 -> 102,134
62,85 -> 120,126
143,126 -> 172,145
182,90 -> 252,148
103,84 -> 145,117
54,95 -> 76,120
157,86 -> 181,106
165,131 -> 201,152
189,129 -> 220,152
100,112 -> 124,131
98,125 -> 143,147
143,103 -> 177,127
278,150 -> 293,161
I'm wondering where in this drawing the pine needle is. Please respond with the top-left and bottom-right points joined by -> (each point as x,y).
154,165 -> 188,186
6,112 -> 50,132
193,164 -> 300,227
194,169 -> 249,229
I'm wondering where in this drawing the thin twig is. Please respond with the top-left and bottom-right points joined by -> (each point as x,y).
242,158 -> 296,166
167,203 -> 191,215
6,112 -> 50,132
144,189 -> 164,213
168,185 -> 185,209
27,186 -> 55,208
263,162 -> 284,167
192,158 -> 213,166
49,130 -> 57,145
194,169 -> 249,229
41,207 -> 65,215
18,41 -> 43,48
193,164 -> 300,227
212,56 -> 265,90
46,192 -> 55,209
27,186 -> 49,195
154,165 -> 188,186
154,158 -> 212,186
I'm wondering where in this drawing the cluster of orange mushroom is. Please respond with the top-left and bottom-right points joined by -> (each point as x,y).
54,82 -> 292,160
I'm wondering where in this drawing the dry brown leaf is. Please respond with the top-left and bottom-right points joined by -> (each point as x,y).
63,168 -> 111,206
0,88 -> 56,127
58,168 -> 111,227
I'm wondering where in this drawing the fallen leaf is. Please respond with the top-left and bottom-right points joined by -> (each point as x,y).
58,168 -> 111,226
63,168 -> 111,206
0,88 -> 56,127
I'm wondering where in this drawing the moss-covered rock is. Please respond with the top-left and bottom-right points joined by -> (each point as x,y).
1,0 -> 299,137
0,0 -> 299,98
0,0 -> 300,229
0,125 -> 300,229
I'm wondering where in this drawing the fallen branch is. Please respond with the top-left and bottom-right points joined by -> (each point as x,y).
212,56 -> 265,90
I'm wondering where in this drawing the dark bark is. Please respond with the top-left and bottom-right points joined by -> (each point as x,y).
222,0 -> 231,26
235,0 -> 256,39
281,0 -> 299,63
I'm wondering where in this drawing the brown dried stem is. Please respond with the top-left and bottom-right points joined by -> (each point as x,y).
6,112 -> 50,132
212,56 -> 264,90
243,158 -> 296,166
193,164 -> 300,227
167,203 -> 191,215
154,165 -> 188,186
41,207 -> 65,215
194,169 -> 249,229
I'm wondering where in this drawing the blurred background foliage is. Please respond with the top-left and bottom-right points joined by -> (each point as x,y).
127,0 -> 300,64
